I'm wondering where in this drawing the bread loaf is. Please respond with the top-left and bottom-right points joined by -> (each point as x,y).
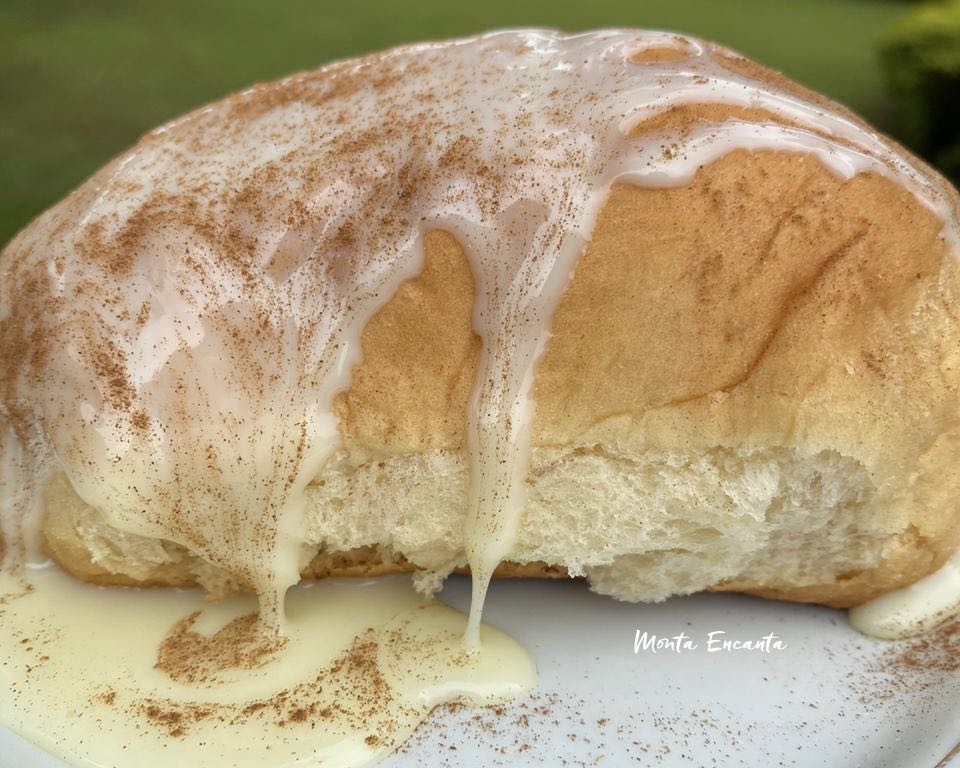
2,30 -> 959,635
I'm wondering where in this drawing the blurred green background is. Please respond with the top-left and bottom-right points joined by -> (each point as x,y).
1,0 -> 958,247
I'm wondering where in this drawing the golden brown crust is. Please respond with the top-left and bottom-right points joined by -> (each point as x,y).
710,526 -> 943,608
332,230 -> 481,452
626,38 -> 696,64
42,537 -> 567,590
41,500 -> 200,590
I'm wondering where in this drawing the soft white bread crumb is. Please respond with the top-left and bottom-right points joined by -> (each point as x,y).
44,443 -> 892,606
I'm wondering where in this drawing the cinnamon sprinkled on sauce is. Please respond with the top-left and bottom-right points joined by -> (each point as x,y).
91,631 -> 414,743
156,611 -> 286,684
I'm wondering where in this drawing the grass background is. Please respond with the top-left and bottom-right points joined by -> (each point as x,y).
0,0 -> 915,246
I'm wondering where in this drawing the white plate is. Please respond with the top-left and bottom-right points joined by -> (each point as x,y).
2,575 -> 959,768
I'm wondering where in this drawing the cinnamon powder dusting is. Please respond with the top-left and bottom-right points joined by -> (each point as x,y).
156,611 -> 286,684
858,617 -> 960,703
92,628 -> 415,746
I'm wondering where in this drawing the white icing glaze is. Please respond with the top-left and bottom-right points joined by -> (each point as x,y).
1,29 -> 959,656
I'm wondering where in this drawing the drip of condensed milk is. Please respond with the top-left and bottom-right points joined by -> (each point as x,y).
2,28 -> 960,765
849,550 -> 960,639
0,566 -> 535,767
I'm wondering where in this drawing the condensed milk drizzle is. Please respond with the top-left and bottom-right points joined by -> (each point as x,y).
2,31 -> 959,656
